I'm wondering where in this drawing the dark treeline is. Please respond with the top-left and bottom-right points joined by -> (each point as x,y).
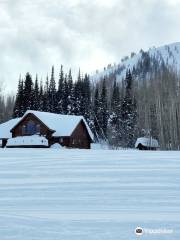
13,66 -> 91,119
13,65 -> 137,148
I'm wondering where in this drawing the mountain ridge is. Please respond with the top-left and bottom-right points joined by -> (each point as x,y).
91,42 -> 180,82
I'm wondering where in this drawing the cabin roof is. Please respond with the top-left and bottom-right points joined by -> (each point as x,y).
0,118 -> 21,139
0,110 -> 94,141
135,137 -> 159,148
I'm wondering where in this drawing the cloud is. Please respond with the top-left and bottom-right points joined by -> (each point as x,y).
0,0 -> 180,92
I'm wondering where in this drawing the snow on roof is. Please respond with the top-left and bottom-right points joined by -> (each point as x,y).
0,118 -> 21,139
6,135 -> 48,147
135,137 -> 159,148
17,110 -> 94,140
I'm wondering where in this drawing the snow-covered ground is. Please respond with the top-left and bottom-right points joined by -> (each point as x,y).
0,149 -> 179,239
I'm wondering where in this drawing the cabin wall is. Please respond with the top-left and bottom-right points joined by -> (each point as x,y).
12,114 -> 52,139
70,120 -> 91,149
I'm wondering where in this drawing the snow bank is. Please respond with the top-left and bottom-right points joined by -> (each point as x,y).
50,143 -> 64,149
91,143 -> 110,150
6,135 -> 48,147
135,137 -> 159,148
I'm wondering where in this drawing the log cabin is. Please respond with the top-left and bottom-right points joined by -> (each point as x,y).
0,110 -> 94,149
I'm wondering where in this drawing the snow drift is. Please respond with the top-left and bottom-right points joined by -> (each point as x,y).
6,135 -> 48,147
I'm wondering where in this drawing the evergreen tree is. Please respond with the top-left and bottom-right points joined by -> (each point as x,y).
23,72 -> 34,112
108,80 -> 121,147
30,81 -> 35,110
56,65 -> 64,113
49,66 -> 57,112
42,75 -> 50,112
93,86 -> 101,141
67,69 -> 74,114
39,80 -> 44,111
73,69 -> 83,115
120,70 -> 137,148
98,78 -> 108,140
33,75 -> 40,110
62,74 -> 68,114
13,77 -> 24,117
82,74 -> 91,120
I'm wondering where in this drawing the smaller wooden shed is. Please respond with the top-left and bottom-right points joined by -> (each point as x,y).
135,137 -> 159,150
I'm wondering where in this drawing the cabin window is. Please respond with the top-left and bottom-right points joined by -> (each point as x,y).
22,121 -> 41,135
26,120 -> 37,135
59,138 -> 63,143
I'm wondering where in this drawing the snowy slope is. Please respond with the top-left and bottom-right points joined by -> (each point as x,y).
0,149 -> 179,239
91,42 -> 180,82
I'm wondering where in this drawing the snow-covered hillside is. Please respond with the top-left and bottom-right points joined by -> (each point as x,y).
91,42 -> 180,82
0,149 -> 179,239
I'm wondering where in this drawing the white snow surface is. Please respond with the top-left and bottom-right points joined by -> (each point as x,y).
135,137 -> 159,148
91,143 -> 110,149
0,118 -> 21,139
6,135 -> 48,147
23,110 -> 94,139
91,42 -> 180,82
0,149 -> 179,239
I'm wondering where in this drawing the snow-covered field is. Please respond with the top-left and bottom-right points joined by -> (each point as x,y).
0,149 -> 179,239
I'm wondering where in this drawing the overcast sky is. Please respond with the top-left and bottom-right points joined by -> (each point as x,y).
1,0 -> 180,92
